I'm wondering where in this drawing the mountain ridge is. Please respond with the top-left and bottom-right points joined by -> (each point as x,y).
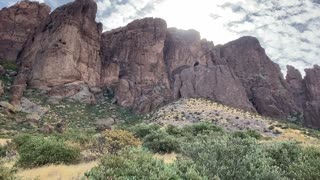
0,0 -> 319,128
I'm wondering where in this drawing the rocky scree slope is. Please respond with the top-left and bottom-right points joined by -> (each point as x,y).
0,0 -> 319,128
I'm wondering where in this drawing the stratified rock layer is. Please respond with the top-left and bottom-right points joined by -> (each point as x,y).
0,1 -> 50,62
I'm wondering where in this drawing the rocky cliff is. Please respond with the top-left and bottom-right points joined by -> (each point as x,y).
0,0 -> 319,128
0,1 -> 50,62
11,0 -> 103,105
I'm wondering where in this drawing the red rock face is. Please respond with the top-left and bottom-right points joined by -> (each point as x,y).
215,37 -> 300,119
303,65 -> 320,128
101,18 -> 171,112
173,65 -> 256,112
11,0 -> 102,105
0,0 -> 50,62
164,28 -> 214,79
3,0 -> 319,127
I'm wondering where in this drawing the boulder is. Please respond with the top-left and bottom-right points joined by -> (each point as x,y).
0,0 -> 50,62
0,101 -> 16,112
20,97 -> 48,116
95,117 -> 115,131
26,112 -> 41,123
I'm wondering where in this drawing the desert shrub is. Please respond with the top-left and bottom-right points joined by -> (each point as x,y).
102,130 -> 141,154
173,158 -> 206,180
128,123 -> 161,139
0,161 -> 16,180
180,134 -> 285,179
288,147 -> 320,179
53,128 -> 96,147
264,141 -> 320,179
232,130 -> 263,140
12,134 -> 33,148
182,122 -> 223,136
143,130 -> 180,153
0,145 -> 6,158
15,135 -> 80,167
85,148 -> 178,180
166,124 -> 186,137
0,60 -> 17,71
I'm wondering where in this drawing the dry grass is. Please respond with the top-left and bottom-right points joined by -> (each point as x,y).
275,128 -> 320,147
17,161 -> 98,180
154,153 -> 177,164
0,138 -> 11,146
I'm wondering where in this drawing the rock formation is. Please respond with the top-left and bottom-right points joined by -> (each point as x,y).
173,65 -> 255,112
0,0 -> 319,128
212,37 -> 300,119
0,0 -> 50,62
11,0 -> 102,105
101,18 -> 171,112
303,65 -> 320,128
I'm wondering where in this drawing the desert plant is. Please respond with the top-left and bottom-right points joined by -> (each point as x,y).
102,129 -> 141,154
85,148 -> 203,180
15,135 -> 80,167
232,130 -> 263,140
0,60 -> 17,71
182,122 -> 223,136
85,148 -> 178,179
263,141 -> 320,179
0,145 -> 6,158
180,134 -> 285,179
143,130 -> 180,153
0,160 -> 16,180
128,123 -> 161,139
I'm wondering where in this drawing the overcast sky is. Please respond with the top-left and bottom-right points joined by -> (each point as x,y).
1,0 -> 320,75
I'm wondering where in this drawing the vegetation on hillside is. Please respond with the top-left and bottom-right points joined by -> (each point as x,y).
0,75 -> 320,179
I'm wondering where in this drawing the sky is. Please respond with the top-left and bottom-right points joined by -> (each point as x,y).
1,0 -> 320,75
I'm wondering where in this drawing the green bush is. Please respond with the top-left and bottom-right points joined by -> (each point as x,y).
0,145 -> 6,158
85,148 -> 203,180
0,60 -> 17,71
182,123 -> 223,136
84,148 -> 177,179
0,161 -> 16,180
180,134 -> 285,179
166,124 -> 186,137
128,123 -> 161,139
232,130 -> 263,140
173,158 -> 206,180
288,147 -> 320,179
53,128 -> 96,147
15,135 -> 80,167
263,141 -> 320,179
143,130 -> 180,153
